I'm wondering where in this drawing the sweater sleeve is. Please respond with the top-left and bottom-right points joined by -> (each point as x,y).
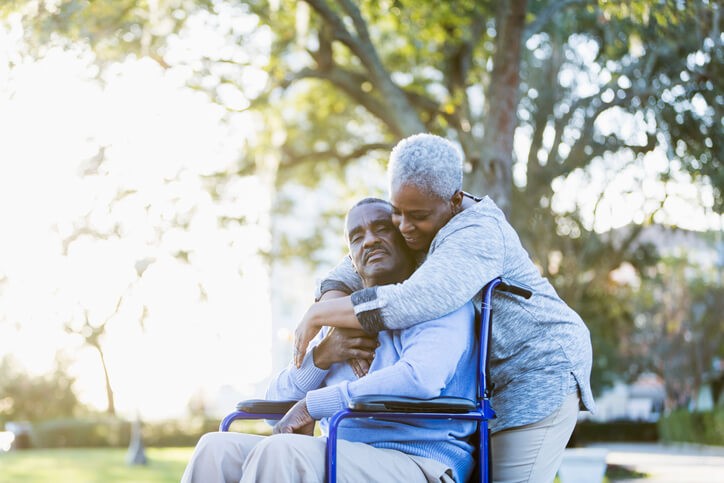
305,302 -> 475,418
352,218 -> 505,332
316,255 -> 364,300
266,329 -> 330,401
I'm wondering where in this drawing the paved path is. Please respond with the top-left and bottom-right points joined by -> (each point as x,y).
586,443 -> 724,482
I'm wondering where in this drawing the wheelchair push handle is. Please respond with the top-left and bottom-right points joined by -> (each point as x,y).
496,277 -> 533,299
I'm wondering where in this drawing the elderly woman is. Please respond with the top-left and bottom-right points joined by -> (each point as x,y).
294,133 -> 595,482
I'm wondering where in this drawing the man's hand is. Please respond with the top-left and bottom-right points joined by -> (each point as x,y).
273,399 -> 315,436
349,358 -> 372,378
313,328 -> 378,372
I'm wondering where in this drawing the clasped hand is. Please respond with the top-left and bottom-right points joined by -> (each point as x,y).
314,327 -> 378,377
295,304 -> 376,377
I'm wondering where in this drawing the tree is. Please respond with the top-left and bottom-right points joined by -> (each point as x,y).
629,254 -> 724,410
64,301 -> 124,416
4,0 -> 722,395
0,355 -> 88,424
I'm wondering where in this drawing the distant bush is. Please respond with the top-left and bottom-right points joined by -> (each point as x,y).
31,418 -> 130,448
658,407 -> 724,446
145,417 -> 271,446
28,416 -> 272,448
568,420 -> 659,446
0,355 -> 89,426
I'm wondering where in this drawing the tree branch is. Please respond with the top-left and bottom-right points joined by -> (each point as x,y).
303,0 -> 361,57
279,142 -> 392,170
303,0 -> 424,135
289,66 -> 394,126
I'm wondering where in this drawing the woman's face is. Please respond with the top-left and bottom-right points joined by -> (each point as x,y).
390,183 -> 460,252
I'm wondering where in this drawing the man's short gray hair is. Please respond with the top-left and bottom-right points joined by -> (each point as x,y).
388,133 -> 463,200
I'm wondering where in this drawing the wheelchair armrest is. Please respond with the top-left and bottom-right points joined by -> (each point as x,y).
235,399 -> 298,414
497,278 -> 533,299
348,395 -> 476,413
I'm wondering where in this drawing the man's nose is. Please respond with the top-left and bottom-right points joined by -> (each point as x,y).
362,230 -> 380,247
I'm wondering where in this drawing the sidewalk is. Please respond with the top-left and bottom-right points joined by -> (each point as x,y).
587,442 -> 724,482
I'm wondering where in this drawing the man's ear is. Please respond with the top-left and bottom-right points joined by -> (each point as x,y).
450,190 -> 464,213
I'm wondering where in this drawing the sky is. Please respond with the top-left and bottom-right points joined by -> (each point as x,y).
0,9 -> 721,422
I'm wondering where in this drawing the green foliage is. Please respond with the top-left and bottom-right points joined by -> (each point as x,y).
28,416 -> 267,448
3,0 -> 721,411
0,355 -> 89,426
31,417 -> 131,448
569,420 -> 659,446
628,254 -> 724,409
140,417 -> 268,447
2,0 -> 213,63
658,406 -> 724,445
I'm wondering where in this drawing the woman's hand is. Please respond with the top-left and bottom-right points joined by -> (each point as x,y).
273,399 -> 315,436
313,327 -> 378,372
294,304 -> 323,368
294,296 -> 363,368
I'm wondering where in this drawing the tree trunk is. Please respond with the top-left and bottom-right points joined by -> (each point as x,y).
94,344 -> 116,416
465,0 -> 527,216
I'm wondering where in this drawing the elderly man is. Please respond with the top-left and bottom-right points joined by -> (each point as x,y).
181,198 -> 477,483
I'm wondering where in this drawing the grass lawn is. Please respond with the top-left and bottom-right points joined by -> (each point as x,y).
0,446 -> 645,482
0,447 -> 194,483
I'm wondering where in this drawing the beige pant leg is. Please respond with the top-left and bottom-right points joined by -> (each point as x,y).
181,431 -> 265,483
241,433 -> 454,483
491,392 -> 579,483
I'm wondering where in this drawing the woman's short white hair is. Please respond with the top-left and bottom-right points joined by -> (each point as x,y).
388,133 -> 463,200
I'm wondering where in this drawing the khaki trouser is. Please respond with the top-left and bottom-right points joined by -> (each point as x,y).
491,392 -> 580,483
181,431 -> 454,483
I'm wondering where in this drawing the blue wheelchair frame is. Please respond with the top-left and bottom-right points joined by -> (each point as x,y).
220,277 -> 532,483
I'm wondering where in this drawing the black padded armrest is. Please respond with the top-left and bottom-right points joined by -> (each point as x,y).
497,278 -> 533,299
349,395 -> 476,413
235,399 -> 298,413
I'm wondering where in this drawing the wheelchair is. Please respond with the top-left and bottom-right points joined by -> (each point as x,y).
220,277 -> 532,483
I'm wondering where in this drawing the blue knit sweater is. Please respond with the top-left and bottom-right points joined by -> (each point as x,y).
267,302 -> 477,483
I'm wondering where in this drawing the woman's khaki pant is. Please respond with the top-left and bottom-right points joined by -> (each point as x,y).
491,392 -> 580,483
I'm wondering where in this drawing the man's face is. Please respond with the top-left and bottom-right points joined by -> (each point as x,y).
346,202 -> 412,286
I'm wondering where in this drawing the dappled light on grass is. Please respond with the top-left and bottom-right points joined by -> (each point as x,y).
0,447 -> 193,482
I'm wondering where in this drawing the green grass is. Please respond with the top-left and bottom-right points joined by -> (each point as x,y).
0,447 -> 194,483
0,446 -> 647,482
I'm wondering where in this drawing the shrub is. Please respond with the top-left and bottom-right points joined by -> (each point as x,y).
658,407 -> 724,445
27,416 -> 272,448
31,418 -> 130,448
568,420 -> 659,446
